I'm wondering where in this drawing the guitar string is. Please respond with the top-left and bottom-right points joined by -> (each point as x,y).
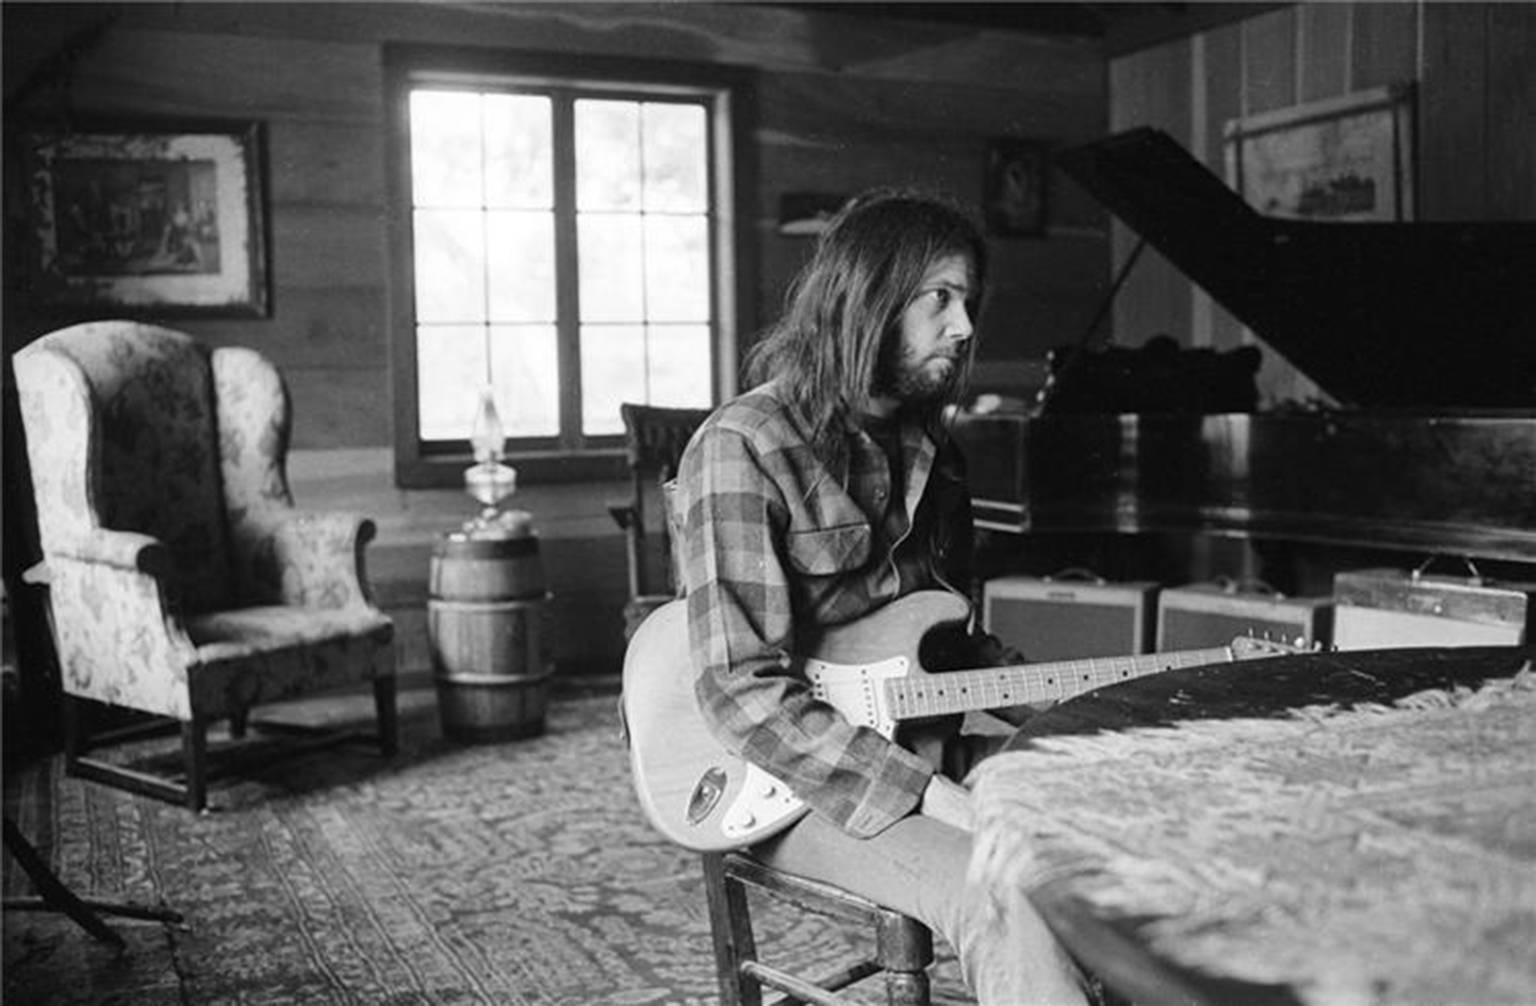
885,647 -> 1235,717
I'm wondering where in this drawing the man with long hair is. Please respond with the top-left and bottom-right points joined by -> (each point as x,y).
673,189 -> 1090,1003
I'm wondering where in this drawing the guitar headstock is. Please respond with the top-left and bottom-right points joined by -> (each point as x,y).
1230,634 -> 1312,659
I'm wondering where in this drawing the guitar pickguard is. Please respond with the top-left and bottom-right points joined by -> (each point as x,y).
719,763 -> 805,841
715,653 -> 911,840
806,654 -> 909,736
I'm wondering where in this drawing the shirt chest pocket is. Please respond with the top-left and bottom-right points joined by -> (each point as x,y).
785,522 -> 871,575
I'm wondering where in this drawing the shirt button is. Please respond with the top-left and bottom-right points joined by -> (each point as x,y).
874,488 -> 887,501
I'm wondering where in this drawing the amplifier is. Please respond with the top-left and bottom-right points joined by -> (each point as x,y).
1332,567 -> 1532,649
982,574 -> 1158,660
1156,581 -> 1334,651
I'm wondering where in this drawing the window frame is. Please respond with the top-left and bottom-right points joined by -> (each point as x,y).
384,45 -> 754,488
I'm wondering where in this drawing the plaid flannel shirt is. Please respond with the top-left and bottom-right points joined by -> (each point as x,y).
674,380 -> 982,838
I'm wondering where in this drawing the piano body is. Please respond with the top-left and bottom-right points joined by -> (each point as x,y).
956,128 -> 1536,573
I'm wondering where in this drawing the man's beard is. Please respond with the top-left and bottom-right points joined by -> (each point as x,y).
875,341 -> 960,405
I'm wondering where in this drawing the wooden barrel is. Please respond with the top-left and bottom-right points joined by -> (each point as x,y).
428,532 -> 552,742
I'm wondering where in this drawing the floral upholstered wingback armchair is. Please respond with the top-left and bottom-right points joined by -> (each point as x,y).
13,321 -> 396,810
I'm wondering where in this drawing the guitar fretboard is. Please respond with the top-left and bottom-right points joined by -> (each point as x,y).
884,646 -> 1234,719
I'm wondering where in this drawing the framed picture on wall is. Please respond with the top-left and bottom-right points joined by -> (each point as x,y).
984,137 -> 1049,237
18,118 -> 271,317
1224,84 -> 1415,222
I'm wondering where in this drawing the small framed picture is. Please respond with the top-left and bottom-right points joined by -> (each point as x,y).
984,138 -> 1049,237
1224,84 -> 1415,222
17,117 -> 271,317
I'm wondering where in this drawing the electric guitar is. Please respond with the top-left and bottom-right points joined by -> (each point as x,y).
622,589 -> 1298,852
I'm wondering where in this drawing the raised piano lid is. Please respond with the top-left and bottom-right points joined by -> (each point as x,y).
1055,128 -> 1536,410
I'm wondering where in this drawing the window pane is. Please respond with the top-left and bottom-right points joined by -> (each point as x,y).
410,90 -> 483,208
489,324 -> 559,437
578,214 -> 643,322
414,209 -> 485,323
645,215 -> 710,322
484,93 -> 553,209
575,100 -> 641,211
646,324 -> 713,407
486,210 -> 555,322
580,324 -> 645,434
418,324 -> 488,440
643,103 -> 707,212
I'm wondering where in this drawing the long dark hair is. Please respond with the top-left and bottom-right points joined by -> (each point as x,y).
745,188 -> 988,457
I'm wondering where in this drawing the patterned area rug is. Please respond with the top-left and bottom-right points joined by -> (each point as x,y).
4,688 -> 969,1005
970,668 -> 1536,1006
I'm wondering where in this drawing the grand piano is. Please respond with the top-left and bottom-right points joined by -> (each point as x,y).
956,128 -> 1536,576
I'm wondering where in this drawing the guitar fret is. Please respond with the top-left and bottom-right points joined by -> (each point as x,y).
887,646 -> 1234,718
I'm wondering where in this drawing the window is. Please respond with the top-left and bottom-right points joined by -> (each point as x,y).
386,48 -> 750,486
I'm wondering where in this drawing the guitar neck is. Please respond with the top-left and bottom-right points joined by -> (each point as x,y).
884,645 -> 1234,720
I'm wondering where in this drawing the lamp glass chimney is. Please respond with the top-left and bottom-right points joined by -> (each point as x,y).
470,385 -> 505,464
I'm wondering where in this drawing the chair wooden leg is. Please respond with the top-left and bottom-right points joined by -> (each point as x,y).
181,719 -> 208,812
61,683 -> 396,812
64,698 -> 198,807
373,676 -> 398,757
62,695 -> 86,770
877,909 -> 933,1006
710,851 -> 934,1006
703,852 -> 761,1006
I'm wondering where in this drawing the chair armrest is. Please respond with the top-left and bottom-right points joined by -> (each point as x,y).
43,543 -> 201,718
50,528 -> 175,579
236,508 -> 380,609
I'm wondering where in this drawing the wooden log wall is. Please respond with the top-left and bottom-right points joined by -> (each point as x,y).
3,2 -> 1107,675
1106,1 -> 1536,407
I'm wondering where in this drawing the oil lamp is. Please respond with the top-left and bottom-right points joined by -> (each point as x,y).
462,385 -> 529,537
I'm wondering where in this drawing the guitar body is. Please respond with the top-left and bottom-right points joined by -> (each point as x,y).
621,591 -> 973,852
